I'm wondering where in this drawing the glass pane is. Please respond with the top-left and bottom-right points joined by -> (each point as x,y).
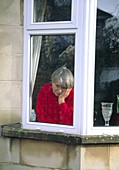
94,0 -> 119,127
30,34 -> 75,125
33,0 -> 72,22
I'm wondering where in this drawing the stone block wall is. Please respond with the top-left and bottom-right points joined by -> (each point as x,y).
80,144 -> 119,170
0,0 -> 23,125
1,136 -> 119,170
0,137 -> 81,170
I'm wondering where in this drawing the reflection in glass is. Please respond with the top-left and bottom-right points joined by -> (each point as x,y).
30,34 -> 75,124
94,0 -> 119,126
33,0 -> 71,22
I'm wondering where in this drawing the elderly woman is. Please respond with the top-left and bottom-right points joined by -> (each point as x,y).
36,66 -> 74,125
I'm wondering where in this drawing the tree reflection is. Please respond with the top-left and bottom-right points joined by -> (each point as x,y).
103,16 -> 119,53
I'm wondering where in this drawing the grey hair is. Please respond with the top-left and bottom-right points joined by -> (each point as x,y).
51,66 -> 74,89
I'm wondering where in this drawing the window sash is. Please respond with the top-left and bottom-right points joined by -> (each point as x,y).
84,0 -> 119,135
25,0 -> 79,30
22,29 -> 82,134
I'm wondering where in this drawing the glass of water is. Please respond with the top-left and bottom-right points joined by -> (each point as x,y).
101,102 -> 113,126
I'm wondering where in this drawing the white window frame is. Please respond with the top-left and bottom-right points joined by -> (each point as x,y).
26,0 -> 78,29
83,0 -> 119,135
22,0 -> 119,135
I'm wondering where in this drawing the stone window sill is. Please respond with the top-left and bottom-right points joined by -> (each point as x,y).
1,123 -> 119,145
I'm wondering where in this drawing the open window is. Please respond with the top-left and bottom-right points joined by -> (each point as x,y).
22,0 -> 81,134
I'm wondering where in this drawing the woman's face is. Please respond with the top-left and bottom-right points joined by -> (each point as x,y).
52,83 -> 66,96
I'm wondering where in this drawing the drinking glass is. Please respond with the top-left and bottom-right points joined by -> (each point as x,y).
101,102 -> 113,126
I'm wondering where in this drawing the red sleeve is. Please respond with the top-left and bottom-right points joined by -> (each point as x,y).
58,89 -> 74,125
36,84 -> 52,123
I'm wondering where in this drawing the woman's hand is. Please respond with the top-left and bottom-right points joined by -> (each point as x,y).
58,88 -> 72,104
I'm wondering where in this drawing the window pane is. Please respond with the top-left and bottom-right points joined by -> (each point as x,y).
33,0 -> 72,22
94,0 -> 119,127
30,34 -> 75,125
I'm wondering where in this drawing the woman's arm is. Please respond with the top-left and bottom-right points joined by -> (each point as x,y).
58,89 -> 74,125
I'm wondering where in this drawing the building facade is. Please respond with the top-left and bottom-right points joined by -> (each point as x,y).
0,0 -> 119,170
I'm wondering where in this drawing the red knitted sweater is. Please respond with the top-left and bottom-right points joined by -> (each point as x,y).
36,83 -> 74,125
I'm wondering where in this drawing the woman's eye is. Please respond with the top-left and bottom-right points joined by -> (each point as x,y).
62,87 -> 67,90
56,85 -> 59,87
